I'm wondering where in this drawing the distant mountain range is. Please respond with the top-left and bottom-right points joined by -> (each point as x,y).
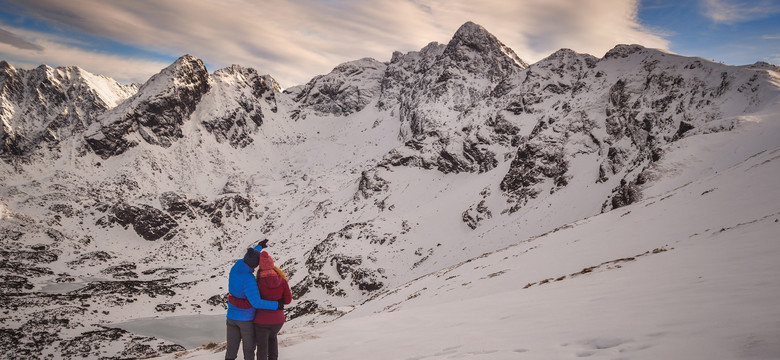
1,21 -> 779,359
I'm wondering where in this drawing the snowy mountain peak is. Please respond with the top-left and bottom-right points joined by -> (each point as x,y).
197,64 -> 281,147
139,54 -> 209,94
292,57 -> 387,117
0,61 -> 136,158
214,65 -> 282,94
170,54 -> 204,70
603,43 -> 654,59
85,55 -> 209,158
446,21 -> 529,71
0,61 -> 17,88
543,48 -> 594,63
747,61 -> 780,72
0,59 -> 13,72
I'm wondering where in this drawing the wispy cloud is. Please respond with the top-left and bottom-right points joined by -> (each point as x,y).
4,0 -> 669,87
0,27 -> 43,51
0,25 -> 170,83
762,34 -> 780,40
700,0 -> 780,24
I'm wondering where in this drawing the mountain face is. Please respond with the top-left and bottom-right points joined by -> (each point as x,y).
291,58 -> 387,118
1,22 -> 779,359
377,22 -> 530,174
84,55 -> 209,158
0,61 -> 137,160
200,65 -> 280,148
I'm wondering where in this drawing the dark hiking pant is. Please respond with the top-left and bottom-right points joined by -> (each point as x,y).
226,318 -> 255,360
254,323 -> 284,360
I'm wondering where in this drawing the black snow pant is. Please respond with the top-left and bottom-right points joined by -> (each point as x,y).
254,323 -> 284,360
226,318 -> 255,360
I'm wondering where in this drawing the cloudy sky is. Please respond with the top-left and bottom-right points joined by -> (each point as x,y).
0,0 -> 778,87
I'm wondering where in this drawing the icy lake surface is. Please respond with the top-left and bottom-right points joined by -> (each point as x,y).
113,314 -> 225,349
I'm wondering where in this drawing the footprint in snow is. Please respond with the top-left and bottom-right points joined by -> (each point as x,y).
569,337 -> 639,358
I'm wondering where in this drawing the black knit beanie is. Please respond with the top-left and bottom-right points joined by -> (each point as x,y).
243,248 -> 261,268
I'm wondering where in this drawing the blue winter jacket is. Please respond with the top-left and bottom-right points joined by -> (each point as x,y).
226,245 -> 279,321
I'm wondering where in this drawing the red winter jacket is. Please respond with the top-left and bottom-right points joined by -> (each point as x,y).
229,275 -> 292,324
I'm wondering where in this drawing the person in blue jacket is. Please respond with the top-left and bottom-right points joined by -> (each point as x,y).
226,240 -> 284,360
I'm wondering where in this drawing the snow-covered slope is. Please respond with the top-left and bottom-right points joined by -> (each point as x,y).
1,21 -> 779,359
0,60 -> 137,159
171,117 -> 780,359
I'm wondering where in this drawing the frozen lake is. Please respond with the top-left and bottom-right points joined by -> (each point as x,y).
113,314 -> 226,349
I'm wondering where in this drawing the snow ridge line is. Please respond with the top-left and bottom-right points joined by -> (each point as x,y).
521,246 -> 673,289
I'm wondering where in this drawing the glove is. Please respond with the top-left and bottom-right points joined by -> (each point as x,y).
258,239 -> 270,248
277,299 -> 285,311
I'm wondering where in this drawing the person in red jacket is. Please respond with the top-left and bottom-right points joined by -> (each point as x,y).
229,251 -> 292,360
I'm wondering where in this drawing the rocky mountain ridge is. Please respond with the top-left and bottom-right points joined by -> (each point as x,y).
0,60 -> 137,161
1,21 -> 779,359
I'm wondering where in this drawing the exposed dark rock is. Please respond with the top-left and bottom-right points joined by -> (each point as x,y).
0,274 -> 34,293
603,44 -> 646,59
141,267 -> 180,276
207,294 -> 228,308
159,191 -> 196,219
485,115 -> 521,145
154,303 -> 181,312
0,328 -> 24,358
462,200 -> 492,229
331,255 -> 363,280
674,120 -> 695,140
48,203 -> 75,217
158,344 -> 186,353
85,55 -> 210,158
187,194 -> 257,227
73,279 -> 176,299
462,141 -> 498,173
606,179 -> 642,210
67,251 -> 113,266
101,202 -> 178,241
355,169 -> 389,200
286,299 -> 320,320
293,222 -> 388,299
0,260 -> 54,277
500,140 -> 568,212
294,58 -> 387,116
350,268 -> 384,292
202,66 -> 280,147
101,263 -> 138,279
0,248 -> 59,263
60,327 -> 129,358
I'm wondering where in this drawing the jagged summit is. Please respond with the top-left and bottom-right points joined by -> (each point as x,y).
0,62 -> 137,157
444,21 -> 529,74
542,48 -> 591,61
141,54 -> 209,91
292,57 -> 387,117
602,44 -> 654,59
215,64 -> 282,92
199,64 -> 282,147
85,55 -> 210,158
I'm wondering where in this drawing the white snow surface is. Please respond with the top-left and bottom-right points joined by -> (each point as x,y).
165,117 -> 780,359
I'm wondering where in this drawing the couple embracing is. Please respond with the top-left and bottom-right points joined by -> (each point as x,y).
225,239 -> 293,360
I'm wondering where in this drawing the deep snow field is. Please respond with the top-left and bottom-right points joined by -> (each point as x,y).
163,114 -> 780,360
